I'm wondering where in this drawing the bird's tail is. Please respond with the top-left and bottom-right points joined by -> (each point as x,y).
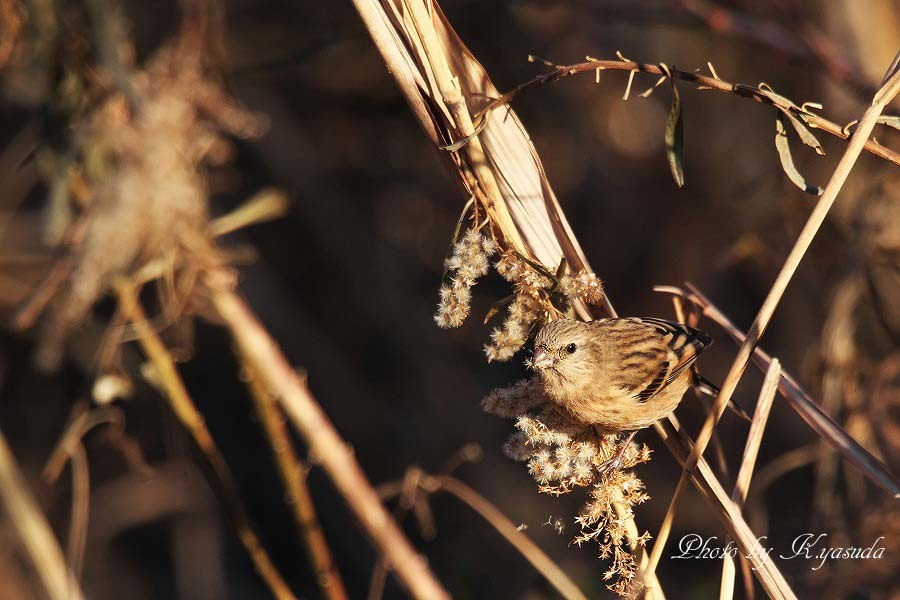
693,373 -> 753,422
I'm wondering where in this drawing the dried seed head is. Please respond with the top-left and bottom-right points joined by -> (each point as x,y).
483,375 -> 652,596
560,270 -> 606,306
481,378 -> 544,417
434,228 -> 495,328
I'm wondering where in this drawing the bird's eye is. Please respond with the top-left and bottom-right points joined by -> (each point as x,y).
565,343 -> 577,354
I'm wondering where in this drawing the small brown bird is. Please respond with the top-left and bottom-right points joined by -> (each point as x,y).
531,317 -> 734,470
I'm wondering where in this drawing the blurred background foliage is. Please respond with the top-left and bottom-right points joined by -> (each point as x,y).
0,0 -> 898,598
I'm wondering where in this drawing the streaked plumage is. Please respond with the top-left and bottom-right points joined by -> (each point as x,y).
531,317 -> 712,432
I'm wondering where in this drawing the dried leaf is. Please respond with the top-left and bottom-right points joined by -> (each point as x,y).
780,108 -> 824,155
877,115 -> 900,131
440,114 -> 488,151
774,112 -> 823,195
483,293 -> 516,325
664,76 -> 685,188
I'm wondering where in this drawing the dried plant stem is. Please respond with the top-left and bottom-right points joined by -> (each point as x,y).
208,188 -> 289,238
113,280 -> 297,600
435,476 -> 586,600
671,295 -> 728,477
691,55 -> 900,470
43,407 -> 126,583
643,55 -> 900,587
651,418 -> 797,600
0,428 -> 84,600
482,56 -> 900,167
732,360 -> 782,504
641,474 -> 688,591
659,282 -> 900,496
210,286 -> 450,600
402,0 -> 525,253
719,359 -> 781,600
379,470 -> 588,600
241,350 -> 349,600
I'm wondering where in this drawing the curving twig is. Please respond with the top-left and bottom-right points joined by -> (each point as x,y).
43,406 -> 129,582
474,56 -> 900,167
379,467 -> 589,600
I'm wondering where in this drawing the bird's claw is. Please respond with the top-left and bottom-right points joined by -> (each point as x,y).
597,455 -> 624,478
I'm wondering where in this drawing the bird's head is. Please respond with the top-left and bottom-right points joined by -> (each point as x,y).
530,319 -> 599,394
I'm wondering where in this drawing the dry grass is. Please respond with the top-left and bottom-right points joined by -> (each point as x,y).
1,1 -> 898,598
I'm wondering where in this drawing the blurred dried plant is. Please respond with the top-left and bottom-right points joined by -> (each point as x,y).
0,0 -> 24,69
14,32 -> 267,370
798,168 -> 900,596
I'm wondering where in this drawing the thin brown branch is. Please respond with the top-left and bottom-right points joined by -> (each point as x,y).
477,56 -> 900,167
433,476 -> 587,600
113,279 -> 297,600
209,285 -> 450,600
0,428 -> 83,600
379,469 -> 588,600
241,349 -> 349,600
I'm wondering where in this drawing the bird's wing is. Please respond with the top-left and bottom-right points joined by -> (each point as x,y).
602,318 -> 712,403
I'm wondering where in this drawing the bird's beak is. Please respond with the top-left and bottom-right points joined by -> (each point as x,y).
531,348 -> 554,370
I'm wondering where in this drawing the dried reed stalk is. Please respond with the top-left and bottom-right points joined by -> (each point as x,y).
210,287 -> 450,600
0,428 -> 84,600
652,417 -> 798,600
720,359 -> 781,600
352,0 -> 613,320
